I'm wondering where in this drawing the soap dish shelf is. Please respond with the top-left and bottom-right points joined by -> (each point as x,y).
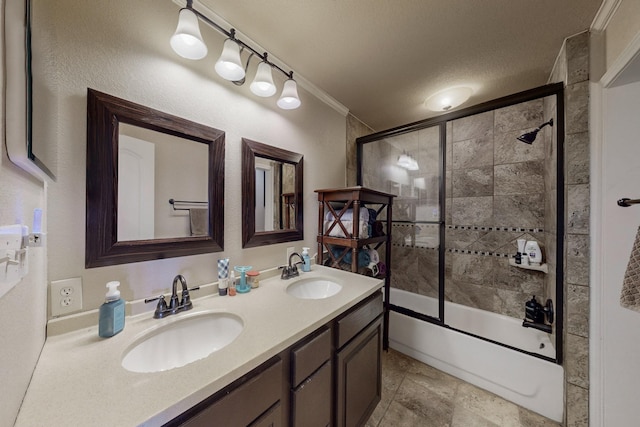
509,258 -> 548,273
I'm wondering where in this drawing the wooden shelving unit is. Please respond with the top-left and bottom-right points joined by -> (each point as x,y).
315,186 -> 395,348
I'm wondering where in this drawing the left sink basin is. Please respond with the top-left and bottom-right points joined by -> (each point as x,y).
121,312 -> 243,373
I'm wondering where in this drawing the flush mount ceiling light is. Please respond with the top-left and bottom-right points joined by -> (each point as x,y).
425,87 -> 473,112
170,0 -> 300,109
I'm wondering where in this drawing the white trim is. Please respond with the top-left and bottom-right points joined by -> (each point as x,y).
172,0 -> 349,117
591,0 -> 622,32
589,80 -> 604,427
601,30 -> 640,87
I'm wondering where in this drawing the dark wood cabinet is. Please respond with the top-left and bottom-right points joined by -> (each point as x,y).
334,293 -> 383,427
165,291 -> 383,427
290,326 -> 332,426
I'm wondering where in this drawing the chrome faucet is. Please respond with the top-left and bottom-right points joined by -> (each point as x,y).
281,252 -> 304,279
144,274 -> 200,319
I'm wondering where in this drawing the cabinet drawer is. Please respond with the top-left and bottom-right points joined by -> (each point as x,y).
291,326 -> 331,387
177,357 -> 282,427
335,291 -> 383,349
249,402 -> 282,427
291,360 -> 332,427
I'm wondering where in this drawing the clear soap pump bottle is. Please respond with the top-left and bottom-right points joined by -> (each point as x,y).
98,281 -> 125,338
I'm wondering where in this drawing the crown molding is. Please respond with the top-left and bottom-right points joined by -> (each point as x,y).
591,0 -> 622,32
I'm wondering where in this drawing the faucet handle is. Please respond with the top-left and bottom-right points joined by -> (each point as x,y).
279,265 -> 290,279
180,286 -> 200,310
145,295 -> 168,319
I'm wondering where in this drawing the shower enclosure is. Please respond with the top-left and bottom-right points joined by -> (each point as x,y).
357,84 -> 564,363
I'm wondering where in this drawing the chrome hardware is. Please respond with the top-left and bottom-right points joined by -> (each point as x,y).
144,274 -> 200,319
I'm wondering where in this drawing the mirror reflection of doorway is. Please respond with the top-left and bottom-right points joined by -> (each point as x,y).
255,158 -> 274,232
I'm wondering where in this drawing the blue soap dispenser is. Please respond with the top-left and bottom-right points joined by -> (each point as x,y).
302,247 -> 311,272
99,281 -> 125,338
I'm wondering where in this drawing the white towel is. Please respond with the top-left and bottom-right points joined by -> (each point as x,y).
189,208 -> 208,236
325,208 -> 369,223
323,220 -> 369,238
621,225 -> 640,313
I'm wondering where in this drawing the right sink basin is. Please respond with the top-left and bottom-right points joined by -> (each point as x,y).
286,277 -> 342,300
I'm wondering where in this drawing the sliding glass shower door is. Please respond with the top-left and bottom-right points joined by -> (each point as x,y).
360,124 -> 443,320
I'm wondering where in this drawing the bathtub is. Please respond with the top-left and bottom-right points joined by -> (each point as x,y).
387,288 -> 564,422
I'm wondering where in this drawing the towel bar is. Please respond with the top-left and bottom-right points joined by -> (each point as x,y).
169,199 -> 207,211
617,198 -> 640,207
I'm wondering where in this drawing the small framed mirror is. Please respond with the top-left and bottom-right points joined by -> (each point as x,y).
242,138 -> 303,248
86,89 -> 225,267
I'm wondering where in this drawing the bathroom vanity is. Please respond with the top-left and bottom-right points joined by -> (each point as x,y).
168,292 -> 382,427
15,266 -> 383,427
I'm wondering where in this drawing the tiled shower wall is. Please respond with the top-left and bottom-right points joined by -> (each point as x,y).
445,99 -> 556,319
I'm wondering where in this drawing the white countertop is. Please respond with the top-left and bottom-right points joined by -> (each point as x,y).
15,266 -> 383,427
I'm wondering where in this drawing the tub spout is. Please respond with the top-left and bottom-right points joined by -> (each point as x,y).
522,320 -> 552,334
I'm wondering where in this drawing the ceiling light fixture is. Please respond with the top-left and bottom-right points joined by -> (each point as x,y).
214,37 -> 245,81
250,54 -> 277,97
397,153 -> 419,171
425,87 -> 473,112
170,7 -> 208,60
170,0 -> 300,109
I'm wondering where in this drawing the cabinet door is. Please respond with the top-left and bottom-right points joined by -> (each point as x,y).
335,317 -> 382,427
291,360 -> 332,427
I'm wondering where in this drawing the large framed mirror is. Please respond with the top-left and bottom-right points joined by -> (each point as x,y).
242,138 -> 303,248
5,0 -> 56,180
86,89 -> 225,267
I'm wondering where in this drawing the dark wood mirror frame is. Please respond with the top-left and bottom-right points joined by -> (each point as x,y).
86,89 -> 225,267
242,138 -> 303,248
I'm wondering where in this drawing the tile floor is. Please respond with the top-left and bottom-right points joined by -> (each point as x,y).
366,349 -> 562,427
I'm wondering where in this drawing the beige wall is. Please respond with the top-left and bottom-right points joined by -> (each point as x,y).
0,3 -> 48,425
33,0 -> 347,312
0,0 -> 346,422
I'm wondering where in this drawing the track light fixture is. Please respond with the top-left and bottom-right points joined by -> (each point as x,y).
171,0 -> 301,109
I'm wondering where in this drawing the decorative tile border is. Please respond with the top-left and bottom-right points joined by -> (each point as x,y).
447,248 -> 511,258
447,225 -> 545,233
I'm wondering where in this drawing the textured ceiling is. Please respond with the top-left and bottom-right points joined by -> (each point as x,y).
197,0 -> 602,131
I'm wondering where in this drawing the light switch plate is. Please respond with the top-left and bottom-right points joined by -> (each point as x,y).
51,277 -> 83,317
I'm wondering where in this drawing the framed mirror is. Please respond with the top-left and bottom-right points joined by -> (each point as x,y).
5,0 -> 56,181
86,89 -> 225,267
242,138 -> 303,248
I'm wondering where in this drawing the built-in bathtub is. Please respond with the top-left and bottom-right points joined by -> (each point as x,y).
387,288 -> 564,422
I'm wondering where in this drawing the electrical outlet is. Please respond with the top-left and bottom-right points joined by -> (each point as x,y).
286,246 -> 295,265
51,277 -> 83,316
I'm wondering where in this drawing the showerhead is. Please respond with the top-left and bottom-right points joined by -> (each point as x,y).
516,118 -> 554,144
